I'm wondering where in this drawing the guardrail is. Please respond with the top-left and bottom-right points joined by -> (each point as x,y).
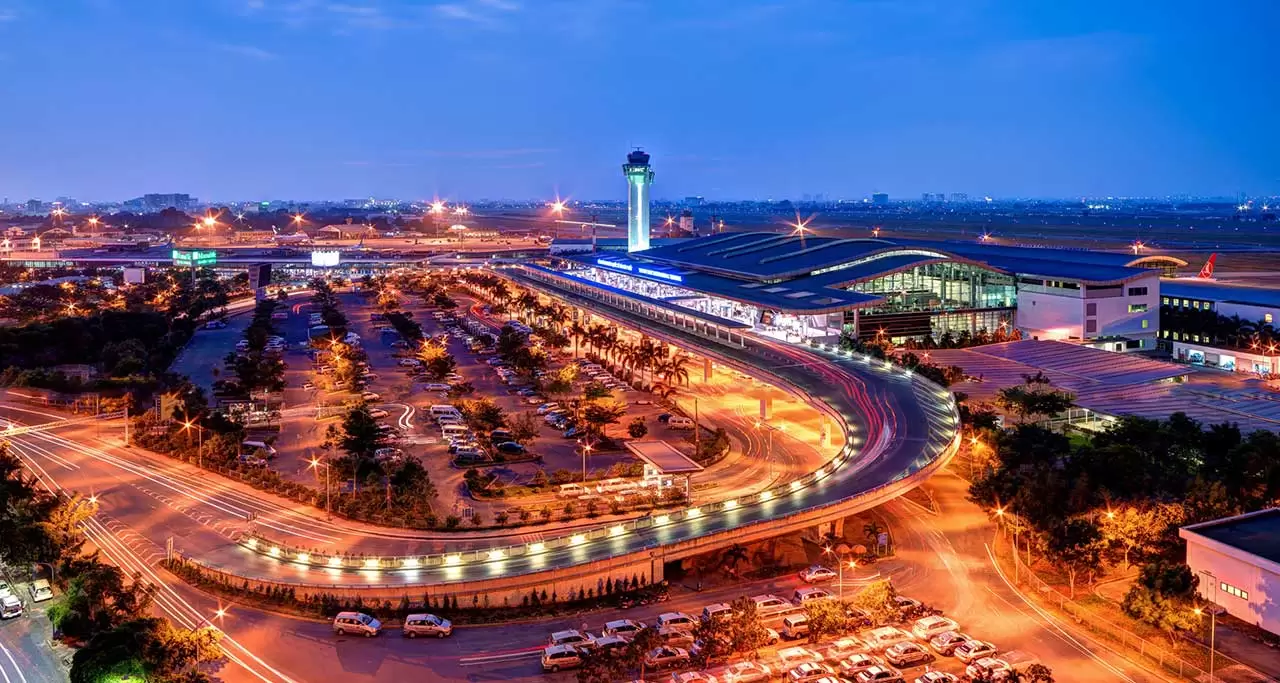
227,266 -> 959,582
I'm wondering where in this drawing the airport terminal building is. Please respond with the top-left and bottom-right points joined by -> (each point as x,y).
540,232 -> 1166,349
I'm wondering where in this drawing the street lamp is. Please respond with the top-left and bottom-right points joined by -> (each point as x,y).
754,420 -> 779,482
182,420 -> 205,468
579,441 -> 593,482
309,457 -> 332,519
994,506 -> 1022,584
840,559 -> 858,600
1196,569 -> 1220,683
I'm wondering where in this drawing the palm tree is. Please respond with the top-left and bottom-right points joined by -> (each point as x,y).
652,383 -> 678,401
665,354 -> 691,386
863,520 -> 885,546
569,321 -> 587,358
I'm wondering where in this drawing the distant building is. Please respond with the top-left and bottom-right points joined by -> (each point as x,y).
1181,508 -> 1280,637
871,192 -> 889,206
683,196 -> 705,207
124,193 -> 196,212
949,193 -> 969,203
921,193 -> 935,203
678,210 -> 694,234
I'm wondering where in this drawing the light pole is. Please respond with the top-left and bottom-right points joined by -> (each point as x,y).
191,608 -> 227,668
839,559 -> 858,600
1196,570 -> 1219,683
995,506 -> 1022,584
755,420 -> 784,483
309,457 -> 332,519
579,441 -> 593,482
182,420 -> 205,468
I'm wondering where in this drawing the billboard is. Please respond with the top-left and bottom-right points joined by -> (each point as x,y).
311,250 -> 340,267
248,263 -> 272,293
123,267 -> 147,284
172,249 -> 217,267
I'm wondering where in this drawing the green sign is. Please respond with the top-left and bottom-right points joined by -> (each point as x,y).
172,249 -> 217,267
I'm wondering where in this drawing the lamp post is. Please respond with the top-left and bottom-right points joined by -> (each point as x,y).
579,441 -> 593,482
755,420 -> 784,483
840,559 -> 858,600
995,506 -> 1022,584
309,457 -> 332,519
1196,570 -> 1219,683
182,420 -> 205,468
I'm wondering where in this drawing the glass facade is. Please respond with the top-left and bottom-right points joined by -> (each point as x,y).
851,261 -> 1016,313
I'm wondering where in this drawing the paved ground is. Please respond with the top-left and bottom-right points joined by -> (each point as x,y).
0,586 -> 67,683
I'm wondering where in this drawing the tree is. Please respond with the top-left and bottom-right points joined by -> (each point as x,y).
333,404 -> 387,462
0,443 -> 59,567
41,493 -> 98,565
581,400 -> 627,440
508,411 -> 541,445
457,398 -> 506,433
1122,561 -> 1200,644
803,599 -> 848,643
48,561 -> 157,641
70,617 -> 223,683
1045,518 -> 1104,598
627,417 -> 648,439
690,615 -> 731,667
851,579 -> 899,627
726,596 -> 772,655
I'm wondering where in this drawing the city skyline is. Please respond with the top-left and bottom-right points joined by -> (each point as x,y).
0,1 -> 1277,201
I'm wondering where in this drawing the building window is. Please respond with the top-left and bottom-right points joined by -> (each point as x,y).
1086,303 -> 1097,316
1193,301 -> 1201,309
1142,319 -> 1150,329
1162,296 -> 1170,305
1267,314 -> 1274,324
1220,582 -> 1249,600
1128,287 -> 1149,296
1086,320 -> 1097,334
1129,304 -> 1149,313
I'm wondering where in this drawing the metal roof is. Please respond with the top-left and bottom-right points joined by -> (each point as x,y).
635,232 -> 1154,286
564,253 -> 883,314
523,263 -> 752,328
1160,279 -> 1280,309
624,440 -> 704,474
1183,508 -> 1280,566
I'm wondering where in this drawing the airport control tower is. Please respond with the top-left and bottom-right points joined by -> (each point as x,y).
623,149 -> 655,252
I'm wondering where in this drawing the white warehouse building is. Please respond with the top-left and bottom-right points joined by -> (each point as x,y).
1180,508 -> 1280,636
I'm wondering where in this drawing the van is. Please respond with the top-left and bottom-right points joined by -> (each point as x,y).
557,483 -> 586,497
332,611 -> 381,637
657,625 -> 695,648
701,603 -> 734,623
781,614 -> 810,641
655,612 -> 697,632
668,416 -> 695,430
240,440 -> 278,459
541,644 -> 583,673
429,405 -> 461,418
792,587 -> 833,606
402,613 -> 452,638
490,429 -> 514,444
436,415 -> 464,426
752,594 -> 801,620
442,424 -> 471,438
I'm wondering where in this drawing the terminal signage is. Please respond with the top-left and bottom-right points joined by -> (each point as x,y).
172,249 -> 217,267
311,250 -> 340,267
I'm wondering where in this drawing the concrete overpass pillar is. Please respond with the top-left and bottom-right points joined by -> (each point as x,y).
817,518 -> 845,542
703,357 -> 713,383
820,415 -> 830,447
760,395 -> 773,421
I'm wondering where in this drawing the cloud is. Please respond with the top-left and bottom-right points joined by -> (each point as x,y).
236,0 -> 399,32
491,161 -> 545,169
216,43 -> 279,60
420,147 -> 556,159
0,8 -> 17,22
432,0 -> 518,26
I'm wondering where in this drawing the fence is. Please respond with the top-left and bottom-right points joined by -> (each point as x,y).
1009,541 -> 1248,681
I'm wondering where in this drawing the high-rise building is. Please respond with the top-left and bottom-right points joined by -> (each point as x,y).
622,149 -> 655,252
683,196 -> 704,207
678,209 -> 694,233
871,192 -> 889,206
950,193 -> 969,203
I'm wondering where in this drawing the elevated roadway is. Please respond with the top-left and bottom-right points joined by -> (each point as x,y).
0,265 -> 957,601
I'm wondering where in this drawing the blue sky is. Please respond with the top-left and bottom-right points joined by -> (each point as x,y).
0,0 -> 1276,202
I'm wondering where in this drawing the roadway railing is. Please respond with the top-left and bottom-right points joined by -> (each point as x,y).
228,266 -> 959,581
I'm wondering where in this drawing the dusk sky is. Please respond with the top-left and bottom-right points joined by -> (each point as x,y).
1,1 -> 1276,202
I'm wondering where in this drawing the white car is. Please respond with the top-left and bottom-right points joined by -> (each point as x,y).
799,565 -> 838,583
402,613 -> 452,638
603,618 -> 647,639
361,392 -> 381,402
913,673 -> 959,683
777,646 -> 824,669
721,661 -> 772,683
368,409 -> 389,419
672,673 -> 718,683
954,640 -> 997,664
911,615 -> 959,640
825,637 -> 863,662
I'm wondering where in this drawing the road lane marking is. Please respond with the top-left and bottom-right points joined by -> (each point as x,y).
0,640 -> 26,683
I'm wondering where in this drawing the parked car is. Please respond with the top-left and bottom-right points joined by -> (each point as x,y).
721,661 -> 772,683
776,646 -> 824,669
786,662 -> 836,682
854,666 -> 904,683
799,565 -> 838,583
547,630 -> 596,649
332,611 -> 381,637
884,641 -> 933,668
825,637 -> 863,662
656,611 -> 698,632
603,619 -> 647,639
402,613 -> 452,638
541,645 -> 583,673
792,587 -> 833,605
953,640 -> 998,664
644,646 -> 690,670
494,441 -> 526,455
912,673 -> 958,683
911,616 -> 959,640
927,631 -> 971,656
838,652 -> 885,677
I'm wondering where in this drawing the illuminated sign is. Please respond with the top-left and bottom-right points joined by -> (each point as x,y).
311,250 -> 340,267
596,258 -> 634,272
638,267 -> 683,284
171,249 -> 217,267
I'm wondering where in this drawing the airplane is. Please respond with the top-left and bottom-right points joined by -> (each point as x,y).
1197,253 -> 1217,280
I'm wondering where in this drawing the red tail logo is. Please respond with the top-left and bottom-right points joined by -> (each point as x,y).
1198,253 -> 1217,279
